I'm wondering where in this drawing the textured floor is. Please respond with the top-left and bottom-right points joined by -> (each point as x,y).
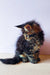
0,53 -> 50,75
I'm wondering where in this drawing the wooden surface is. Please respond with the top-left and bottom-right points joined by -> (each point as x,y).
0,54 -> 50,75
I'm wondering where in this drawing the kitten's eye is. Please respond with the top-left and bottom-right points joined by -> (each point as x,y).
26,35 -> 29,38
26,35 -> 28,37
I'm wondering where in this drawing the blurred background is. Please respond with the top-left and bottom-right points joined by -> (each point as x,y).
0,0 -> 50,54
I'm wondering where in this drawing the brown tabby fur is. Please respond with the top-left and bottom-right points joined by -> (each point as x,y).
0,20 -> 44,64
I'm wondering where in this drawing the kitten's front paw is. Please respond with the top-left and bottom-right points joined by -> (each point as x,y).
30,59 -> 37,64
28,56 -> 38,64
31,58 -> 40,63
22,57 -> 29,63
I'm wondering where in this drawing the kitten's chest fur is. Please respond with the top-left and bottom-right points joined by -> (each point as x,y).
16,33 -> 41,55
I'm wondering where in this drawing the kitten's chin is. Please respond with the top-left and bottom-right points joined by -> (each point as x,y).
25,38 -> 32,41
26,39 -> 30,41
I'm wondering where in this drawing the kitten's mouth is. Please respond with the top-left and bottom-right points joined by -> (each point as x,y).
29,33 -> 36,37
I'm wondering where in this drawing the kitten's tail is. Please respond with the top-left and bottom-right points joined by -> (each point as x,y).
0,56 -> 22,64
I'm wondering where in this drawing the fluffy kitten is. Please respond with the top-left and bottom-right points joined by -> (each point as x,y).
0,21 -> 44,64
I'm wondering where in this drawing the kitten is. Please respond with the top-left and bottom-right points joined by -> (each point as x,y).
0,20 -> 44,64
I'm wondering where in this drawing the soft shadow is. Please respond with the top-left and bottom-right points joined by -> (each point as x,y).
40,40 -> 50,55
39,40 -> 50,63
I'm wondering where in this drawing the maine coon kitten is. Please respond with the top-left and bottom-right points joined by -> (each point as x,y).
0,21 -> 44,64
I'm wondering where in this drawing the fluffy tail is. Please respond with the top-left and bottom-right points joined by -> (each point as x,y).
0,56 -> 22,64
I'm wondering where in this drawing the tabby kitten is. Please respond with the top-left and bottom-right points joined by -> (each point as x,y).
0,21 -> 44,64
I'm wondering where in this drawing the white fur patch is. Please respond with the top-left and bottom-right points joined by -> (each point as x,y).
19,55 -> 24,57
24,28 -> 29,32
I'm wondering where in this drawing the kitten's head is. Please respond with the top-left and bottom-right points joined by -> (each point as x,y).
16,20 -> 44,43
16,21 -> 42,34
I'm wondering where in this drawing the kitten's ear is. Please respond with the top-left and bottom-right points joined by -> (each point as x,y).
15,24 -> 24,28
24,24 -> 32,32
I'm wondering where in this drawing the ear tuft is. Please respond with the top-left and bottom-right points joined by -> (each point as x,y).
15,25 -> 24,28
